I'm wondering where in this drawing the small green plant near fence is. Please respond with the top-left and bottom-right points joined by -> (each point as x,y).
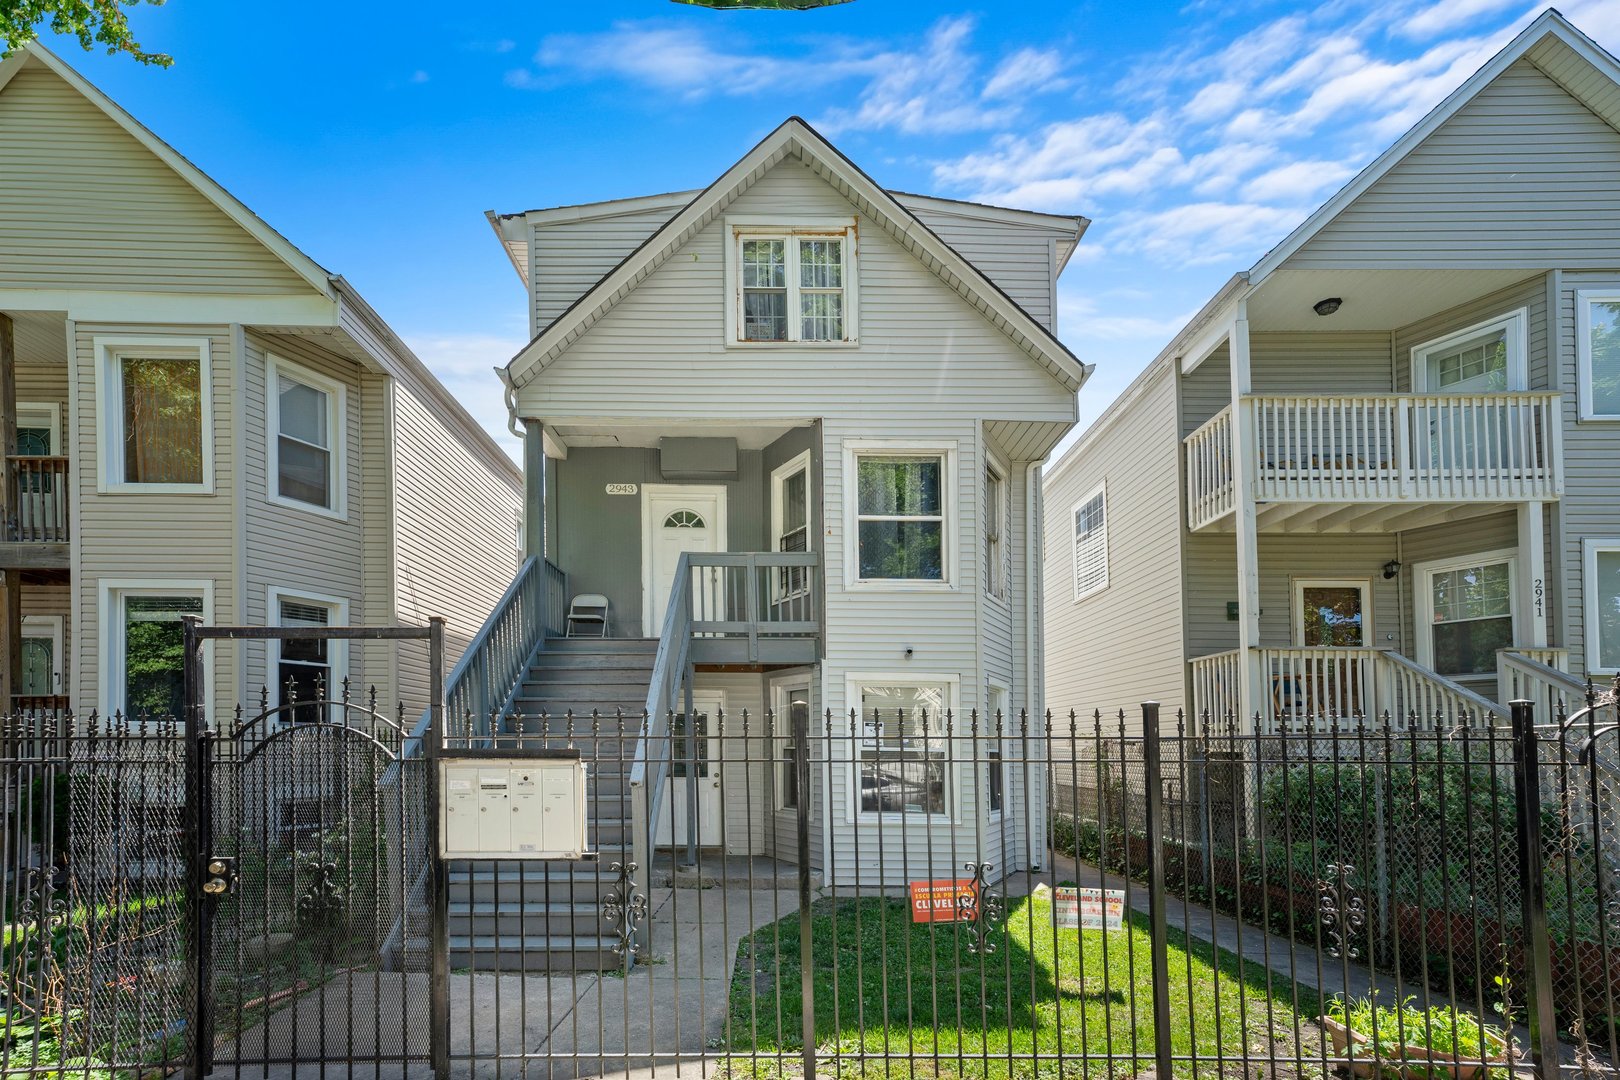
1323,994 -> 1509,1078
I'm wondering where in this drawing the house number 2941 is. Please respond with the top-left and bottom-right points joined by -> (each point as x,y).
1534,577 -> 1544,618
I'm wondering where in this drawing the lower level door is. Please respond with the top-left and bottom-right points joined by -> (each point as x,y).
655,695 -> 723,848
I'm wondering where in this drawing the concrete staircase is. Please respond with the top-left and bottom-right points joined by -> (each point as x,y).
439,638 -> 657,972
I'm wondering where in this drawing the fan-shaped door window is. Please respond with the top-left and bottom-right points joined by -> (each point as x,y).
663,509 -> 707,530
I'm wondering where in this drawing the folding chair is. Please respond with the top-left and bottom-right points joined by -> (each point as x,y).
566,593 -> 610,637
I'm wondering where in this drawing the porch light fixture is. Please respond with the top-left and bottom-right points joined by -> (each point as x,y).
1382,559 -> 1402,580
1313,297 -> 1343,316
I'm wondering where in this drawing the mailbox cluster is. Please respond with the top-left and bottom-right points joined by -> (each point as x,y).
440,757 -> 590,860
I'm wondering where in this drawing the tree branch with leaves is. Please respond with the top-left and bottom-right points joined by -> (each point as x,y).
1,0 -> 171,66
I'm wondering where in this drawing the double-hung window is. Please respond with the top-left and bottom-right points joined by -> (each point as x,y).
1419,553 -> 1516,676
1576,291 -> 1620,420
268,357 -> 344,515
1072,485 -> 1108,600
773,681 -> 811,811
850,447 -> 951,585
857,680 -> 952,817
772,451 -> 812,599
1584,540 -> 1620,673
730,222 -> 857,344
985,463 -> 1009,601
96,337 -> 213,493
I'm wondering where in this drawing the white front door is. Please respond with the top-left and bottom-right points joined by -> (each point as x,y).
643,486 -> 726,636
654,692 -> 724,848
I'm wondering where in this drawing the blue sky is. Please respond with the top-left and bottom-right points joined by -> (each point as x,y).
40,0 -> 1620,459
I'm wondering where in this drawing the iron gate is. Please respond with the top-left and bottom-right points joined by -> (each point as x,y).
6,671 -> 1620,1077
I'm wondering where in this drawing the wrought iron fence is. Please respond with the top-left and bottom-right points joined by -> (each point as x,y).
5,689 -> 1619,1078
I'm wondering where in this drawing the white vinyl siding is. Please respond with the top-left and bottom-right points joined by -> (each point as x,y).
1575,289 -> 1620,420
1071,485 -> 1107,601
1283,60 -> 1620,272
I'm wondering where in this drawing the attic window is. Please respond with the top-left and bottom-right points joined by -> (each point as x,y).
729,222 -> 858,345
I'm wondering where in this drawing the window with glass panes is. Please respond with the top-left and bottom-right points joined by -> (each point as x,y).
1585,541 -> 1620,672
121,595 -> 203,717
859,682 -> 949,816
274,366 -> 336,510
1579,293 -> 1620,419
1073,487 -> 1108,599
775,457 -> 810,597
776,684 -> 810,811
736,229 -> 852,343
278,598 -> 333,722
1427,560 -> 1513,675
855,455 -> 945,581
120,356 -> 204,485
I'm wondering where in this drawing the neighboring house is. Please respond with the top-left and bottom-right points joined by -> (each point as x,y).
0,44 -> 523,721
481,116 -> 1089,898
1043,9 -> 1620,734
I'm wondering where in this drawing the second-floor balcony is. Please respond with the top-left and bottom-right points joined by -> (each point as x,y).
2,455 -> 70,565
1186,392 -> 1562,531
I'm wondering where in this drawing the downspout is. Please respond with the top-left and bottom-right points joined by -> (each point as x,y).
1024,459 -> 1044,871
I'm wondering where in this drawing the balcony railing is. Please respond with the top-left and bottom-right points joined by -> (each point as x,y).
1189,646 -> 1508,727
1185,393 -> 1562,529
6,455 -> 69,543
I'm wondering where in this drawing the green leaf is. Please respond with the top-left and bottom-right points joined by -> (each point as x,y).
1,1 -> 173,67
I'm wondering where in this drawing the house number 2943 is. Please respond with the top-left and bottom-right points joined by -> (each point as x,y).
605,483 -> 638,495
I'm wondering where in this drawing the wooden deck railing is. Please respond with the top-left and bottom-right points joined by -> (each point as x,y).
1190,646 -> 1509,727
1185,392 -> 1562,528
6,456 -> 69,543
1497,648 -> 1581,721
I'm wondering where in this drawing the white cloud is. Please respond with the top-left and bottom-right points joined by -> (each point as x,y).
1108,201 -> 1305,265
1399,0 -> 1520,40
1242,159 -> 1356,202
982,47 -> 1066,100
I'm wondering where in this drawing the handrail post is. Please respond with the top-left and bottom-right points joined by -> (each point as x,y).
1510,698 -> 1557,1080
427,616 -> 450,1080
1141,701 -> 1174,1080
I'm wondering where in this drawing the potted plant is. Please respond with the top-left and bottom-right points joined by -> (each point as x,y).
1321,995 -> 1510,1079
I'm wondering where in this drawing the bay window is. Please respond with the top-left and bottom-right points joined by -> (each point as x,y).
729,221 -> 857,344
857,680 -> 952,817
1576,291 -> 1620,420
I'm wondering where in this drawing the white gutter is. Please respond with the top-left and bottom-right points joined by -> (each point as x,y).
1025,459 -> 1045,871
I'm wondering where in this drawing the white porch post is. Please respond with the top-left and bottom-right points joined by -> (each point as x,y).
1517,500 -> 1548,648
1228,307 -> 1263,728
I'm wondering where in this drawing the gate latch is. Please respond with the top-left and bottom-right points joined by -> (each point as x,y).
202,857 -> 238,897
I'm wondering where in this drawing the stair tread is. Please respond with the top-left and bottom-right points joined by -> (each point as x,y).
446,934 -> 620,949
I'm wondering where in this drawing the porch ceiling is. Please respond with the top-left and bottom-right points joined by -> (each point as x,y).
1199,499 -> 1530,534
1246,268 -> 1543,333
7,310 -> 68,366
551,420 -> 811,451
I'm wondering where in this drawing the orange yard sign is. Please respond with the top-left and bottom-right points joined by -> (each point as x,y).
909,879 -> 978,923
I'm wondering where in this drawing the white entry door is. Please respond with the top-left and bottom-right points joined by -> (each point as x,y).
654,693 -> 724,848
643,486 -> 727,636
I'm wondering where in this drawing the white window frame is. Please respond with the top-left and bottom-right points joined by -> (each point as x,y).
770,676 -> 813,812
15,402 -> 61,455
985,679 -> 1010,821
984,454 -> 1011,605
1410,309 -> 1528,393
770,450 -> 813,601
98,578 -> 213,719
269,586 -> 350,719
1413,548 -> 1519,673
1574,289 -> 1620,421
846,672 -> 960,823
1291,578 -> 1374,648
1071,483 -> 1108,602
843,439 -> 958,592
1583,539 -> 1620,674
724,216 -> 859,347
266,355 -> 347,519
20,615 -> 64,696
93,335 -> 214,494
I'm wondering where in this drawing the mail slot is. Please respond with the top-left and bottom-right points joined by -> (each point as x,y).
440,756 -> 589,859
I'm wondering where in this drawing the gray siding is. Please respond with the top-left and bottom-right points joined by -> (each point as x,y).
1286,60 -> 1620,271
530,205 -> 684,335
1043,362 -> 1186,727
1251,333 -> 1394,394
1554,271 -> 1620,680
1392,276 -> 1549,392
0,61 -> 314,296
895,200 -> 1060,329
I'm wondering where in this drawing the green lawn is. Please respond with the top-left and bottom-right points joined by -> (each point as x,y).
719,892 -> 1326,1079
